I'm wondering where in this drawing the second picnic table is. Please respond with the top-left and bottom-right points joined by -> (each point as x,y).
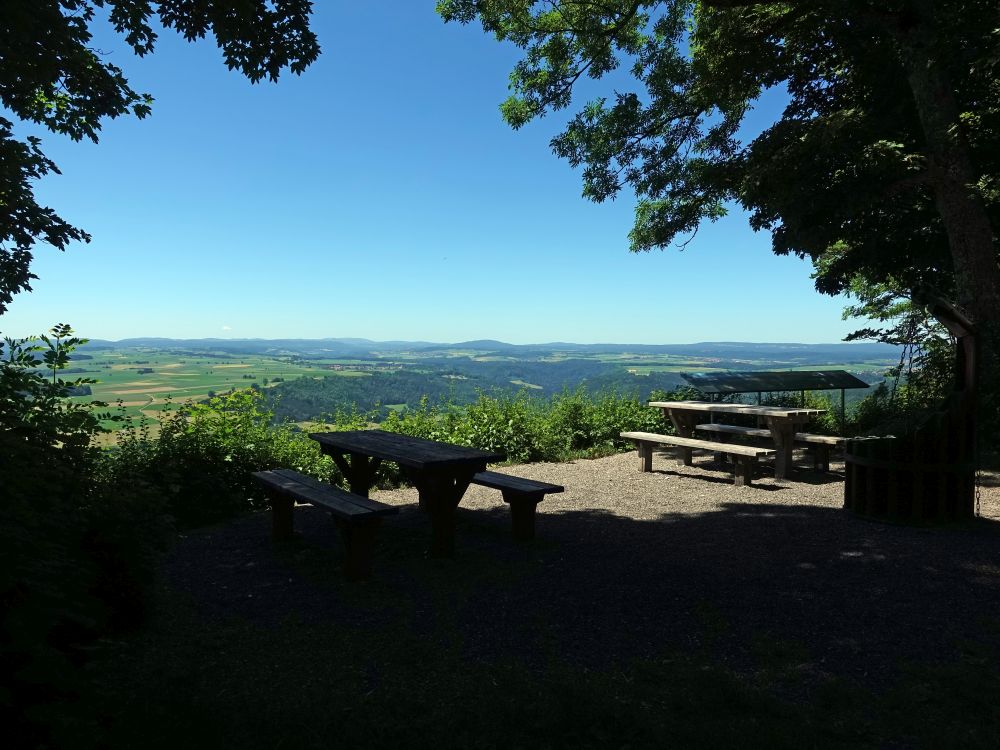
649,400 -> 826,480
309,429 -> 504,557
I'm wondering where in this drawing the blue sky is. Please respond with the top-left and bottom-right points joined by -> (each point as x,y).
3,3 -> 860,344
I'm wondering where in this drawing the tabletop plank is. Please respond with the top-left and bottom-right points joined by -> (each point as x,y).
648,400 -> 825,418
309,429 -> 504,470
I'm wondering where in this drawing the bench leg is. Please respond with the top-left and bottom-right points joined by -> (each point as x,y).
680,447 -> 693,466
813,445 -> 830,472
502,491 -> 544,541
270,494 -> 295,541
336,518 -> 382,581
637,441 -> 653,472
713,433 -> 730,464
733,457 -> 755,487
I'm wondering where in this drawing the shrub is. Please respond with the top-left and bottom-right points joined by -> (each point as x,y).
589,389 -> 666,449
454,390 -> 561,463
104,389 -> 335,529
0,326 -> 170,745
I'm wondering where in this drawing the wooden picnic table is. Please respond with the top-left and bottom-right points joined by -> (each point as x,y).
648,400 -> 826,480
309,429 -> 504,557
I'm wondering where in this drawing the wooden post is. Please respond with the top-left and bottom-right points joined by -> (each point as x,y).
414,469 -> 476,558
271,494 -> 294,541
638,441 -> 653,472
504,492 -> 543,541
336,518 -> 381,581
733,457 -> 754,487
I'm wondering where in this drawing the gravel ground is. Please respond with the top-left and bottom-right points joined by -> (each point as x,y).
159,447 -> 1000,693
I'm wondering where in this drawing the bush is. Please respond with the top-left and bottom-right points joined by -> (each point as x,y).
381,387 -> 680,464
455,390 -> 561,463
104,389 -> 335,529
543,387 -> 667,457
0,326 -> 170,745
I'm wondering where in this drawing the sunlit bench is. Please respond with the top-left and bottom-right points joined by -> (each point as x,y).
620,431 -> 775,486
694,423 -> 845,471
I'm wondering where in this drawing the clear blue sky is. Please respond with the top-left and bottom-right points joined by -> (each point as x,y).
3,3 -> 861,345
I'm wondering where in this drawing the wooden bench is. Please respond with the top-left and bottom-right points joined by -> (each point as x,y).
251,469 -> 399,580
695,423 -> 846,471
471,471 -> 564,540
620,431 -> 776,486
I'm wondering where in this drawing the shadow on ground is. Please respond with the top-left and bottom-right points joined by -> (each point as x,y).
91,491 -> 1000,749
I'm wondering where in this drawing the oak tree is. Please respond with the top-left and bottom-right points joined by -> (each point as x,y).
439,0 -> 1000,439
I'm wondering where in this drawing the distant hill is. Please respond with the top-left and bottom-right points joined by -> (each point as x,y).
81,337 -> 900,361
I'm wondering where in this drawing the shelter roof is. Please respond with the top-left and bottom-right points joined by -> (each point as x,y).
680,370 -> 870,395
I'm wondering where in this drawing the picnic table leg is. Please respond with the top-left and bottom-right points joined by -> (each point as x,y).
766,417 -> 795,480
413,470 -> 476,558
329,452 -> 382,498
664,409 -> 697,466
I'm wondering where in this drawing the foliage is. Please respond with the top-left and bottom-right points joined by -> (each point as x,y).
546,387 -> 666,454
0,326 -> 169,746
0,1 -> 320,313
439,0 -> 1000,449
380,386 -> 693,465
822,268 -> 970,438
458,390 -> 562,463
439,1 -> 997,265
264,362 -> 689,422
103,389 -> 334,528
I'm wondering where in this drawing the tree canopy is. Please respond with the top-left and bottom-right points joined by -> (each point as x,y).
439,0 -> 1000,439
0,0 -> 320,314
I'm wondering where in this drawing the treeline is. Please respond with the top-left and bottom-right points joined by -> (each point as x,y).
265,366 -> 688,422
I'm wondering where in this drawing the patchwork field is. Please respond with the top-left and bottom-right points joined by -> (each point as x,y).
67,349 -> 348,435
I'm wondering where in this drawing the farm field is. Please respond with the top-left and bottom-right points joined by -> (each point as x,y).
67,349 -> 366,435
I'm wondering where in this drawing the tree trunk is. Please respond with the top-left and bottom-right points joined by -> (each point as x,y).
895,2 -> 1000,451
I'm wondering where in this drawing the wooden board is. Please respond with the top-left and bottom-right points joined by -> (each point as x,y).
696,423 -> 845,445
472,471 -> 564,494
309,429 -> 504,470
620,431 -> 775,457
649,400 -> 825,418
252,469 -> 398,518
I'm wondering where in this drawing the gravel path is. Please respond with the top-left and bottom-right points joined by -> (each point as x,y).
162,449 -> 1000,688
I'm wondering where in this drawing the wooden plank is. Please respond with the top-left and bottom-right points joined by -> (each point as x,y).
252,470 -> 398,518
472,471 -> 564,495
620,431 -> 775,458
696,424 -> 771,438
794,433 -> 845,446
649,401 -> 825,418
696,423 -> 845,446
309,429 -> 504,470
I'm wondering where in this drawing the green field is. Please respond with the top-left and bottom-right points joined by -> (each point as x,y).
67,349 -> 358,435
